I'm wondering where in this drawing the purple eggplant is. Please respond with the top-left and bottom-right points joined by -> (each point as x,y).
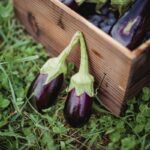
28,73 -> 63,112
28,32 -> 80,112
64,32 -> 94,127
64,89 -> 93,127
87,4 -> 118,34
111,0 -> 150,50
59,0 -> 78,10
143,31 -> 150,42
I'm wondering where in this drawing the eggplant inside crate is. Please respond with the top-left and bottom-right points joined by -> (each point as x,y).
14,0 -> 150,116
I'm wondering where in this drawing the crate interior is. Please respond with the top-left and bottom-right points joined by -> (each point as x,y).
58,1 -> 149,53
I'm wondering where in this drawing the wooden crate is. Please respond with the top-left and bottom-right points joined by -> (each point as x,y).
14,0 -> 150,116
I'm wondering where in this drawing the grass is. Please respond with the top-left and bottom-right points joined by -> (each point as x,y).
0,0 -> 150,150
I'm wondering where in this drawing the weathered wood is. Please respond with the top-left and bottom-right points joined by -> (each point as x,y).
126,40 -> 150,98
13,0 -> 150,116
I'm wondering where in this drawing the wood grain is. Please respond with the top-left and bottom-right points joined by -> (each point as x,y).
126,40 -> 150,98
13,0 -> 150,116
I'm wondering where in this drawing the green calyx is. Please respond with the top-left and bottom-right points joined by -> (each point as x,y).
40,31 -> 81,84
68,32 -> 94,97
111,0 -> 134,16
69,72 -> 94,97
40,57 -> 67,84
76,0 -> 134,15
95,0 -> 108,13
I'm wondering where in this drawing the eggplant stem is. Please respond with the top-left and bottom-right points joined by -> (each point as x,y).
40,31 -> 80,84
79,33 -> 89,74
68,33 -> 94,97
58,31 -> 81,63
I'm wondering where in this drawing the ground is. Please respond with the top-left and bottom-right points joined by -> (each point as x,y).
0,1 -> 150,150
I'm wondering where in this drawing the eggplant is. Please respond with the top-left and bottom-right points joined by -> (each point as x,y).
59,0 -> 78,10
143,31 -> 150,42
28,73 -> 63,112
64,32 -> 94,127
111,0 -> 150,50
64,89 -> 93,127
28,32 -> 80,112
87,4 -> 118,34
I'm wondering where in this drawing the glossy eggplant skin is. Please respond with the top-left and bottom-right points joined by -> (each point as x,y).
143,31 -> 150,42
111,0 -> 150,50
64,89 -> 93,128
28,73 -> 64,112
